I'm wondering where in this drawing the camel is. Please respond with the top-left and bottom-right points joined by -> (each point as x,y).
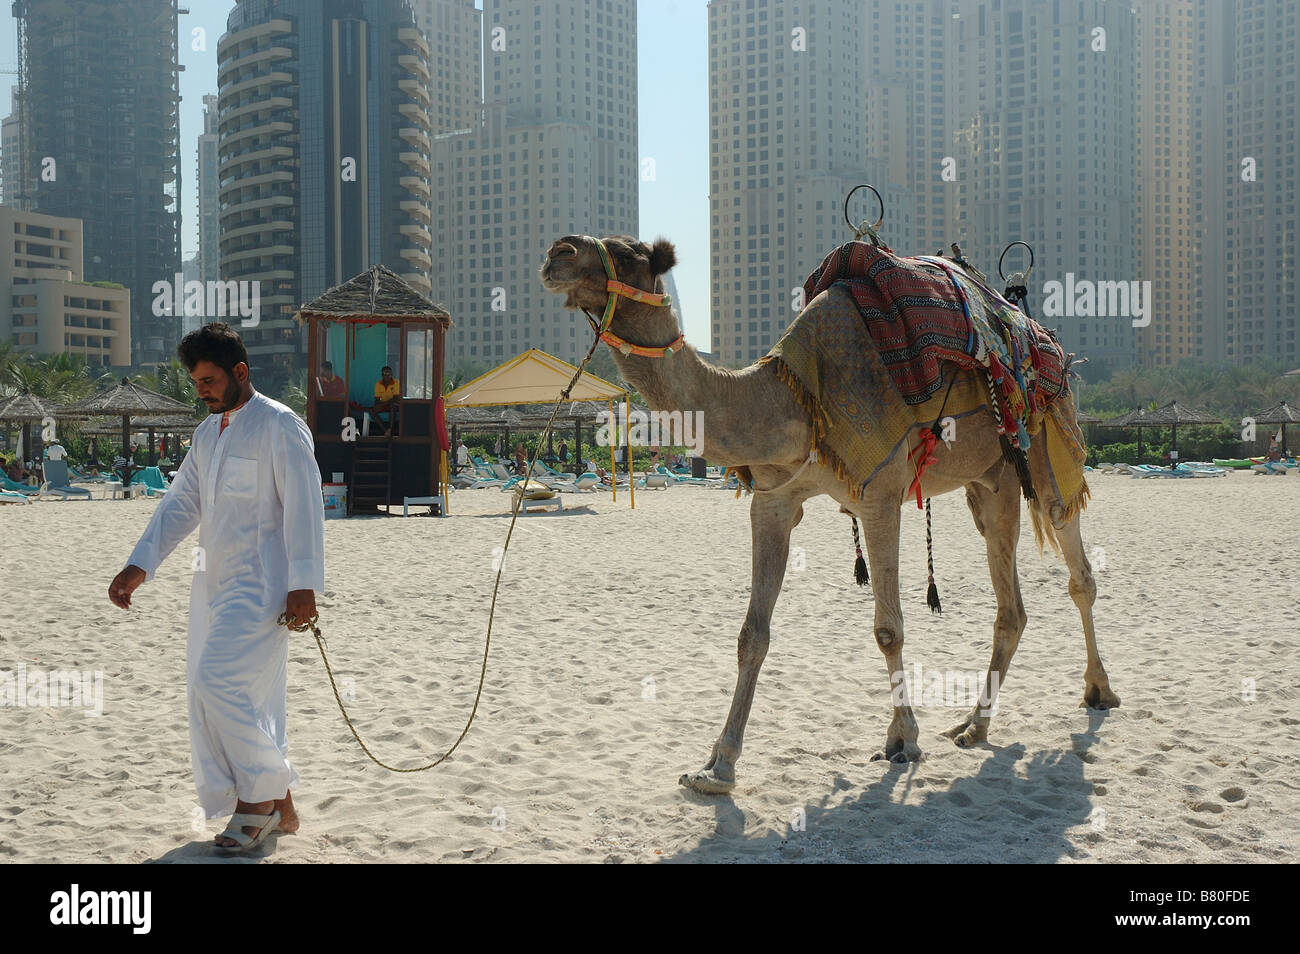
540,233 -> 1120,795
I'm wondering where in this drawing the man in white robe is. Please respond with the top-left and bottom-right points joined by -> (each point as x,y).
109,323 -> 325,851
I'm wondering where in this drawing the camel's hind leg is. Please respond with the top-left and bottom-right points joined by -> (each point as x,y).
1036,500 -> 1121,710
679,491 -> 803,795
943,473 -> 1027,747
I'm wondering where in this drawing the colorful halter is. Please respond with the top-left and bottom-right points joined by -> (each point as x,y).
581,236 -> 684,358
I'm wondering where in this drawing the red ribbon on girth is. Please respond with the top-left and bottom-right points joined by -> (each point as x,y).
906,427 -> 939,509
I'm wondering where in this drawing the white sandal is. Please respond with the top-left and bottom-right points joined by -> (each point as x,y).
214,809 -> 282,854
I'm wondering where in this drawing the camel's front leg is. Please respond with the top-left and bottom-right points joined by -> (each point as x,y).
680,491 -> 803,795
861,499 -> 923,763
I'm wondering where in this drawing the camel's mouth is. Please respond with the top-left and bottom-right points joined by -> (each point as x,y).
540,242 -> 582,301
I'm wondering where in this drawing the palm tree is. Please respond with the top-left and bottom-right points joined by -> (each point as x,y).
282,367 -> 308,419
138,358 -> 205,418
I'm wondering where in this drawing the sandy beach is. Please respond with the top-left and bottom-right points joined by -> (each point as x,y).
0,472 -> 1295,863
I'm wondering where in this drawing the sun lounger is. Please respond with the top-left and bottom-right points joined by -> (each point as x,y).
2,474 -> 40,496
39,460 -> 93,499
1175,462 -> 1228,478
1130,464 -> 1192,479
67,465 -> 112,483
511,486 -> 564,514
539,472 -> 602,493
1251,461 -> 1288,475
128,466 -> 170,496
0,488 -> 32,504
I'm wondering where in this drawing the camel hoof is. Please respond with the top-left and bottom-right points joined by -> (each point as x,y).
1080,686 -> 1121,710
942,721 -> 988,748
679,768 -> 736,795
870,741 -> 924,763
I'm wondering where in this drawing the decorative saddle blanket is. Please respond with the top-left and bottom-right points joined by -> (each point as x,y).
758,241 -> 1088,517
801,241 -> 1070,422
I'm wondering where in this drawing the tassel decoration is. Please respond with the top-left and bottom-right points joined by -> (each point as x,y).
850,516 -> 870,586
925,498 -> 942,615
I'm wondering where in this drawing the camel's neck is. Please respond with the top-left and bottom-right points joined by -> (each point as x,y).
606,304 -> 808,466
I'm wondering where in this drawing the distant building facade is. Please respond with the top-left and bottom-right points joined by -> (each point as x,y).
217,0 -> 433,391
432,0 -> 639,369
0,206 -> 131,366
17,0 -> 180,367
708,0 -> 889,367
952,0 -> 1139,372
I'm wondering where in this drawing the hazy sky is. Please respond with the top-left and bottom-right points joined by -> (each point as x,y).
0,0 -> 714,349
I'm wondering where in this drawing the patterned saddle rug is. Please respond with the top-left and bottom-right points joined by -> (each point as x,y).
801,241 -> 1071,424
758,241 -> 1088,519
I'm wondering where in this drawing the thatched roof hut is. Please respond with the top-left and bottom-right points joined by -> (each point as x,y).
295,264 -> 452,514
294,264 -> 451,325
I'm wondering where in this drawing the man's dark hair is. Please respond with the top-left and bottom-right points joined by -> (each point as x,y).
381,365 -> 393,373
178,322 -> 249,376
320,361 -> 333,371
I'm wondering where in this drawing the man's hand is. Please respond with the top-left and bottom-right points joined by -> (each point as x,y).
284,589 -> 317,627
109,566 -> 147,609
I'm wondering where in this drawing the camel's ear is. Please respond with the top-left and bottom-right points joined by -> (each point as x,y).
648,238 -> 676,276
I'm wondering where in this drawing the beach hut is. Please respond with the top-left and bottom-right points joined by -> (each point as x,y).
294,264 -> 451,515
1251,401 -> 1299,456
67,379 -> 193,482
444,349 -> 636,506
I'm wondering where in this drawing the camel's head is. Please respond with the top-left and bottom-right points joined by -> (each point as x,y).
540,234 -> 679,349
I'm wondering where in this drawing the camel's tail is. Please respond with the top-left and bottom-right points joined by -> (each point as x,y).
1027,501 -> 1061,558
1024,401 -> 1091,559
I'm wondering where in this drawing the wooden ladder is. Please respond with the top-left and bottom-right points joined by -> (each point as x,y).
350,437 -> 392,512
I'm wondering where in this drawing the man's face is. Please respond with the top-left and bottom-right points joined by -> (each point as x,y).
320,365 -> 333,379
190,360 -> 244,414
381,368 -> 393,383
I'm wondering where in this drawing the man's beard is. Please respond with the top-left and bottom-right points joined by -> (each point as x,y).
207,376 -> 242,414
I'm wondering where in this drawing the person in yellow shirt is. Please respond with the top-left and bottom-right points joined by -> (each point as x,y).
373,365 -> 400,435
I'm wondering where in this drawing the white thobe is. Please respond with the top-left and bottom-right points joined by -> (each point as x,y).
124,390 -> 325,818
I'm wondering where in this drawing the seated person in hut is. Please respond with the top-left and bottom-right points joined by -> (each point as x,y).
316,361 -> 346,400
372,365 -> 400,435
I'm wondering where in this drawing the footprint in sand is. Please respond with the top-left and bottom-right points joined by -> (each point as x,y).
1220,786 -> 1247,804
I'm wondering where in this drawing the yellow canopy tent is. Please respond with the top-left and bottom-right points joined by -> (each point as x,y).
445,348 -> 635,507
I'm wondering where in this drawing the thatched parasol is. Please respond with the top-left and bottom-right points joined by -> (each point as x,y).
70,378 -> 195,480
1102,402 -> 1221,462
82,414 -> 202,465
1251,400 -> 1299,455
1075,409 -> 1101,425
294,263 -> 451,325
0,391 -> 86,462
